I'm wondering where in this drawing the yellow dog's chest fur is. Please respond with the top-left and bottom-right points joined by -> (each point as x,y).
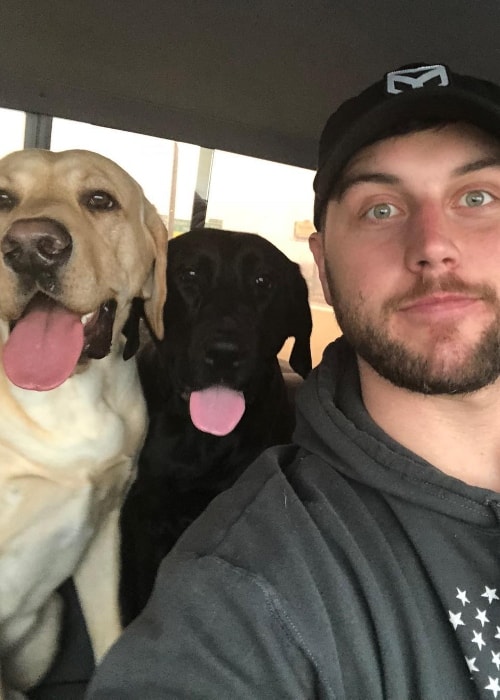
0,345 -> 146,696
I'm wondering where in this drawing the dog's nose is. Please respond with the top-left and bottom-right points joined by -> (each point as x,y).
204,339 -> 242,370
1,218 -> 72,274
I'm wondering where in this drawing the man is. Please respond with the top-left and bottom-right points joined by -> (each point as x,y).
86,63 -> 500,699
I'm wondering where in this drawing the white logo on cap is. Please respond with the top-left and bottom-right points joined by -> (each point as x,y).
386,64 -> 449,95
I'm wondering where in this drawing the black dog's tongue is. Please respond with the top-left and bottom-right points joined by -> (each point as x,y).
189,386 -> 245,436
3,296 -> 84,391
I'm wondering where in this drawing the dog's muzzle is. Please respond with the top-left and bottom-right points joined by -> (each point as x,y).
0,218 -> 119,392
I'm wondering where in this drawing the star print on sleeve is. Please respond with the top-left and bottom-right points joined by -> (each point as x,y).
449,610 -> 465,629
483,588 -> 500,605
447,584 -> 500,698
485,677 -> 500,698
457,588 -> 471,606
467,657 -> 480,673
477,610 -> 491,627
472,630 -> 486,651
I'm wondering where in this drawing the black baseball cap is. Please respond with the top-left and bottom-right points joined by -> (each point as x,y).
313,62 -> 500,229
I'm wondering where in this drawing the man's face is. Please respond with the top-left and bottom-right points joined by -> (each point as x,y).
309,123 -> 500,394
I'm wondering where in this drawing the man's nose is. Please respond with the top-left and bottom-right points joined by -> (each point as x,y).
404,204 -> 460,274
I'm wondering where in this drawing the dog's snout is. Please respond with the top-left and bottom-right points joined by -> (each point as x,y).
204,339 -> 242,369
1,218 -> 72,274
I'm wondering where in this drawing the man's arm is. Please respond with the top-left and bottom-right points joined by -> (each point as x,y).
86,553 -> 315,700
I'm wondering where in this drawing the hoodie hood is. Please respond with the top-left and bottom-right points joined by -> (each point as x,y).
293,337 -> 500,526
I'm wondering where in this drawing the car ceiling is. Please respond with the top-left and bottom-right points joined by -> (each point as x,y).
0,0 -> 499,171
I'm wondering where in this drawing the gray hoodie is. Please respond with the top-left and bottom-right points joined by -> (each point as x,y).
86,337 -> 500,700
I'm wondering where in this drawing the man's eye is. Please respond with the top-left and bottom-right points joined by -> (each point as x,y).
365,202 -> 398,220
459,190 -> 494,207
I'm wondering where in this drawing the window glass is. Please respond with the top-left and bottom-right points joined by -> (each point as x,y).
0,108 -> 26,158
50,118 -> 199,229
206,150 -> 340,365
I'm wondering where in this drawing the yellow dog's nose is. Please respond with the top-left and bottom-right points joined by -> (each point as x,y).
1,217 -> 72,275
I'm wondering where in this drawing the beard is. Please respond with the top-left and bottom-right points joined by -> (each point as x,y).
325,265 -> 500,395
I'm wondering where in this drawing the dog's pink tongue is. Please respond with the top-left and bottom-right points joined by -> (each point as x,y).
3,300 -> 84,391
189,386 -> 245,436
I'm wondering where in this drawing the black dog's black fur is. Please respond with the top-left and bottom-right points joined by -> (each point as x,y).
119,228 -> 312,624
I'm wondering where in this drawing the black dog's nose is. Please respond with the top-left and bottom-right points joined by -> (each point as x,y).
204,339 -> 242,370
1,218 -> 72,274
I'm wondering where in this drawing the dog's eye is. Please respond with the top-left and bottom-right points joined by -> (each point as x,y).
254,274 -> 273,290
179,268 -> 198,283
82,190 -> 119,212
0,190 -> 17,211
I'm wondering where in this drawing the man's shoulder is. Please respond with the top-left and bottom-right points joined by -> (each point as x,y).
170,443 -> 349,572
173,444 -> 302,551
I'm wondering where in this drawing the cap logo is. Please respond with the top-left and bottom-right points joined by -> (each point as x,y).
386,64 -> 449,95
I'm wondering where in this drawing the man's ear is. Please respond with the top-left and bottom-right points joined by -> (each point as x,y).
309,231 -> 333,306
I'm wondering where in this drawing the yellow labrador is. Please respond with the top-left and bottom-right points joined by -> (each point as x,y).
0,149 -> 167,699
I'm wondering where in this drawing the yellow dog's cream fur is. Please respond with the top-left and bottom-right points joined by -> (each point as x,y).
0,149 -> 167,699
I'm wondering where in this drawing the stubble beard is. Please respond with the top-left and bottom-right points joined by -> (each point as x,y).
325,265 -> 500,395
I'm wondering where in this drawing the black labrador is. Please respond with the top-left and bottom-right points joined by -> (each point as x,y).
120,228 -> 312,624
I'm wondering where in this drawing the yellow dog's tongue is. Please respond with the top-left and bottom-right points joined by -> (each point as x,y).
189,386 -> 245,436
3,298 -> 84,391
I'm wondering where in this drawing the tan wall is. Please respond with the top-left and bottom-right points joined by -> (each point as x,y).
309,304 -> 342,367
280,303 -> 341,371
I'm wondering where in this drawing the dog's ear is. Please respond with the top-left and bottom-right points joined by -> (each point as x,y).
286,263 -> 313,378
141,201 -> 168,340
122,297 -> 145,360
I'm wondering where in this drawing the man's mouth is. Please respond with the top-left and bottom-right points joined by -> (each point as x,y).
399,293 -> 479,314
2,292 -> 117,391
